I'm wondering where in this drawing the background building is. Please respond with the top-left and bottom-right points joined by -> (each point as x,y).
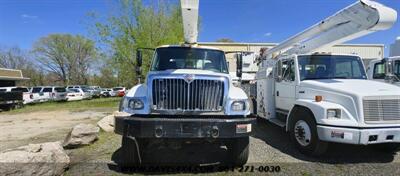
198,42 -> 384,72
390,37 -> 400,57
0,68 -> 29,87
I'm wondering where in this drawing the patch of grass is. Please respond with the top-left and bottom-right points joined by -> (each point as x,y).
68,131 -> 121,162
5,97 -> 121,114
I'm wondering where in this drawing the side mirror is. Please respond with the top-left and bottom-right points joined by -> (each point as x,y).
236,53 -> 243,78
136,50 -> 142,67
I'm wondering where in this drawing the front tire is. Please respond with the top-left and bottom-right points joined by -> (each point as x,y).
120,136 -> 141,167
226,137 -> 249,166
289,109 -> 328,156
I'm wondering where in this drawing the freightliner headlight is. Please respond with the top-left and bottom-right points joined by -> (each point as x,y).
231,101 -> 246,111
327,109 -> 341,119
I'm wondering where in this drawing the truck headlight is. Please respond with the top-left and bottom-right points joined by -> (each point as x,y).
231,101 -> 246,111
327,109 -> 341,119
129,99 -> 144,110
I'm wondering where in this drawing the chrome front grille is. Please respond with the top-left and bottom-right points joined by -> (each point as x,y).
151,78 -> 225,111
363,96 -> 400,122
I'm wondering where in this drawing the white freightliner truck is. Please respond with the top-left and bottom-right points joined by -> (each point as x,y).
115,0 -> 255,166
255,0 -> 399,155
366,56 -> 400,86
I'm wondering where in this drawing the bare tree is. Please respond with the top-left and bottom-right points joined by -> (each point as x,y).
0,46 -> 44,86
33,34 -> 96,85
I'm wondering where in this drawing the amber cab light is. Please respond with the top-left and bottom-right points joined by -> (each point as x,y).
315,95 -> 323,102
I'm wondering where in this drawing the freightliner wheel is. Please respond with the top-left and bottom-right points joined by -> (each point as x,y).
289,109 -> 328,156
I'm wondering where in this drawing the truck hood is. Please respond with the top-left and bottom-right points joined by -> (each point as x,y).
300,79 -> 400,97
147,69 -> 231,79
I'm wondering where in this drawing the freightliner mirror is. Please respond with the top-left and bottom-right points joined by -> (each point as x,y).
236,53 -> 243,78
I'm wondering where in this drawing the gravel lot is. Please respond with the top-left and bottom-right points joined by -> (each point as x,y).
65,118 -> 400,176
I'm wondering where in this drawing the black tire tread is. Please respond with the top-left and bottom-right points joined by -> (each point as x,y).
289,107 -> 328,156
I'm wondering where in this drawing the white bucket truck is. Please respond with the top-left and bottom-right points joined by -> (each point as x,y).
115,0 -> 255,166
255,0 -> 399,155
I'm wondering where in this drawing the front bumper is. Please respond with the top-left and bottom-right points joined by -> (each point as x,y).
317,125 -> 400,145
115,114 -> 256,139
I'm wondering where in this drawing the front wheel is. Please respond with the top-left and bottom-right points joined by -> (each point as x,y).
120,136 -> 141,167
289,110 -> 328,156
226,137 -> 249,166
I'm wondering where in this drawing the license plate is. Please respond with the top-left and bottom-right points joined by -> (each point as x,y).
236,124 -> 252,133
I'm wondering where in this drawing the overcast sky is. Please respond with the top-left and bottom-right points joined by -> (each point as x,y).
0,0 -> 399,54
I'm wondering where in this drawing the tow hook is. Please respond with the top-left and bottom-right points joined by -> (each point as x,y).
155,126 -> 163,138
211,126 -> 219,138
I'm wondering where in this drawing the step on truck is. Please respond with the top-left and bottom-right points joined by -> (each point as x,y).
255,0 -> 400,155
115,0 -> 255,166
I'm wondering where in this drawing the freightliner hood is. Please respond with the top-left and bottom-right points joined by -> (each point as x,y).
300,79 -> 400,97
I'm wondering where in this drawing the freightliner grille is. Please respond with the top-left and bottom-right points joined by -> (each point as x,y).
151,78 -> 225,111
363,96 -> 400,122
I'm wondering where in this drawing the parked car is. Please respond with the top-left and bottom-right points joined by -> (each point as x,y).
66,89 -> 84,101
78,88 -> 92,100
85,87 -> 101,98
30,86 -> 51,102
109,88 -> 117,97
112,87 -> 126,97
100,88 -> 111,97
0,89 -> 23,110
0,86 -> 35,105
66,85 -> 88,90
46,86 -> 68,101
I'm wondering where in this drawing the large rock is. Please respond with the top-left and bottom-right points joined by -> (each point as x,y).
0,141 -> 70,176
97,115 -> 115,132
63,123 -> 100,148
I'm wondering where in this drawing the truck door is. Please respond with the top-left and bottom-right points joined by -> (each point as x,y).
275,59 -> 296,112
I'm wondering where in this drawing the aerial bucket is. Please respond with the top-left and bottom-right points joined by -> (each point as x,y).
264,0 -> 397,58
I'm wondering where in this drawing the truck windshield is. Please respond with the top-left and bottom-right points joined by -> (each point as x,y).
298,55 -> 367,80
151,47 -> 228,73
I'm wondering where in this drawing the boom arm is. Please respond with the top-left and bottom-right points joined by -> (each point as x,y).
264,0 -> 397,59
181,0 -> 200,44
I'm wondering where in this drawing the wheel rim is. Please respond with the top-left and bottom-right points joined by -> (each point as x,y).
294,120 -> 311,147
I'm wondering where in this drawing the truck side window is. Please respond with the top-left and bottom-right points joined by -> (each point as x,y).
283,60 -> 295,82
395,60 -> 400,77
274,60 -> 282,81
373,62 -> 385,79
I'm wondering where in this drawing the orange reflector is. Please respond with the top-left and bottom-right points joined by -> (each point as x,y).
315,95 -> 323,102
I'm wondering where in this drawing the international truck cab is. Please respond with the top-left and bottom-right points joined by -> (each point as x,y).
366,56 -> 400,86
115,0 -> 255,167
116,45 -> 254,166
